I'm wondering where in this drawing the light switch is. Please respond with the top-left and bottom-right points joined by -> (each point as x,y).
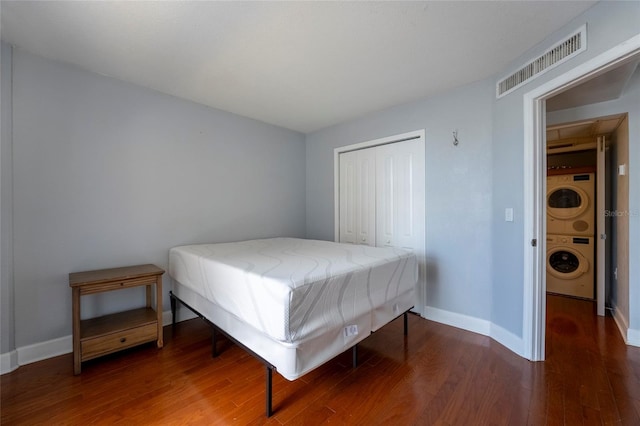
505,208 -> 514,222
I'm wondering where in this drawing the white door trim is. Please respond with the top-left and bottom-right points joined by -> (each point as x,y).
596,136 -> 606,316
522,34 -> 640,361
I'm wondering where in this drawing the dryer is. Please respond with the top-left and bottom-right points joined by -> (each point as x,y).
546,234 -> 594,299
547,173 -> 595,236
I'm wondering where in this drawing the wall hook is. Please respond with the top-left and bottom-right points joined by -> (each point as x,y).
452,130 -> 459,146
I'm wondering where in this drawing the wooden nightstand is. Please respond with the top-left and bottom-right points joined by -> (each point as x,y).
69,264 -> 164,374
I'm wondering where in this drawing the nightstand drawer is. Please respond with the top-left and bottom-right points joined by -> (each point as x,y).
81,323 -> 157,361
78,276 -> 157,295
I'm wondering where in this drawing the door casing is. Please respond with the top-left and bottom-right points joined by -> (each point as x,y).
522,34 -> 640,361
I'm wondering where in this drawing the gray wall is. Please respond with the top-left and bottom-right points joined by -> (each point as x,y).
9,49 -> 306,348
492,0 -> 640,337
1,42 -> 14,355
306,79 -> 494,322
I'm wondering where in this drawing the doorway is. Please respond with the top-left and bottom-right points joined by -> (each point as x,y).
544,114 -> 628,325
523,35 -> 640,361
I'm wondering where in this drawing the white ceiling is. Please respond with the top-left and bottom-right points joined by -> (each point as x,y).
1,1 -> 598,133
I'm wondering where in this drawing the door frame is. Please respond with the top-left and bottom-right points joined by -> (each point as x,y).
522,34 -> 640,361
596,135 -> 606,316
334,129 -> 426,315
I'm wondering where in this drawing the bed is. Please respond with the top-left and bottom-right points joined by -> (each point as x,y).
168,237 -> 417,416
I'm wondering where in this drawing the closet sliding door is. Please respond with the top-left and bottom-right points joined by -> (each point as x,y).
338,137 -> 424,252
335,130 -> 426,314
339,148 -> 376,246
375,140 -> 424,251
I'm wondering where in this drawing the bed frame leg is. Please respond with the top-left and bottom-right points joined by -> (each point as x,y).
352,344 -> 358,368
266,366 -> 273,417
170,292 -> 177,326
404,312 -> 408,336
211,325 -> 218,358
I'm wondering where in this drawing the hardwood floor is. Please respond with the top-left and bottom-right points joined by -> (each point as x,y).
2,295 -> 639,425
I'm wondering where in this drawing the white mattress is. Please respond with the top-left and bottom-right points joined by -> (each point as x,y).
168,238 -> 417,344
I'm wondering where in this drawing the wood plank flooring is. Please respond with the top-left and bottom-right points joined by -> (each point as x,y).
2,295 -> 639,425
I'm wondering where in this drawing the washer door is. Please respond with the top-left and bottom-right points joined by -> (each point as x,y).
547,185 -> 589,220
547,247 -> 588,279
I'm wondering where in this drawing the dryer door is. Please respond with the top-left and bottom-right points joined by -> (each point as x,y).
547,247 -> 588,280
547,185 -> 589,220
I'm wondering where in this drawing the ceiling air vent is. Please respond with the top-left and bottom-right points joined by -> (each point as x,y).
497,25 -> 587,98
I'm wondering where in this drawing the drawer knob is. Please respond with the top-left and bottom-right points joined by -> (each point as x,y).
120,337 -> 127,343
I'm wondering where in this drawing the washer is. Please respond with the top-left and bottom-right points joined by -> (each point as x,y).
547,173 -> 595,236
546,234 -> 594,299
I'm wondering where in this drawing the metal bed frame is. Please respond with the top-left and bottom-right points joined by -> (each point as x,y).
169,290 -> 411,417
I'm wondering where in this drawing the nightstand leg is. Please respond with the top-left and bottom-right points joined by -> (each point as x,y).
156,275 -> 163,348
72,288 -> 81,375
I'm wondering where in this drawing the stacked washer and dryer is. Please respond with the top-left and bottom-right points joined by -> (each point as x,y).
547,172 -> 596,299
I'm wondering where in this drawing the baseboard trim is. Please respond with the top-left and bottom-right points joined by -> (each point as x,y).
423,306 -> 525,356
423,306 -> 491,336
17,335 -> 72,367
627,327 -> 640,347
606,306 -> 640,347
612,305 -> 630,344
490,322 -> 525,357
0,350 -> 18,375
162,310 -> 173,326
